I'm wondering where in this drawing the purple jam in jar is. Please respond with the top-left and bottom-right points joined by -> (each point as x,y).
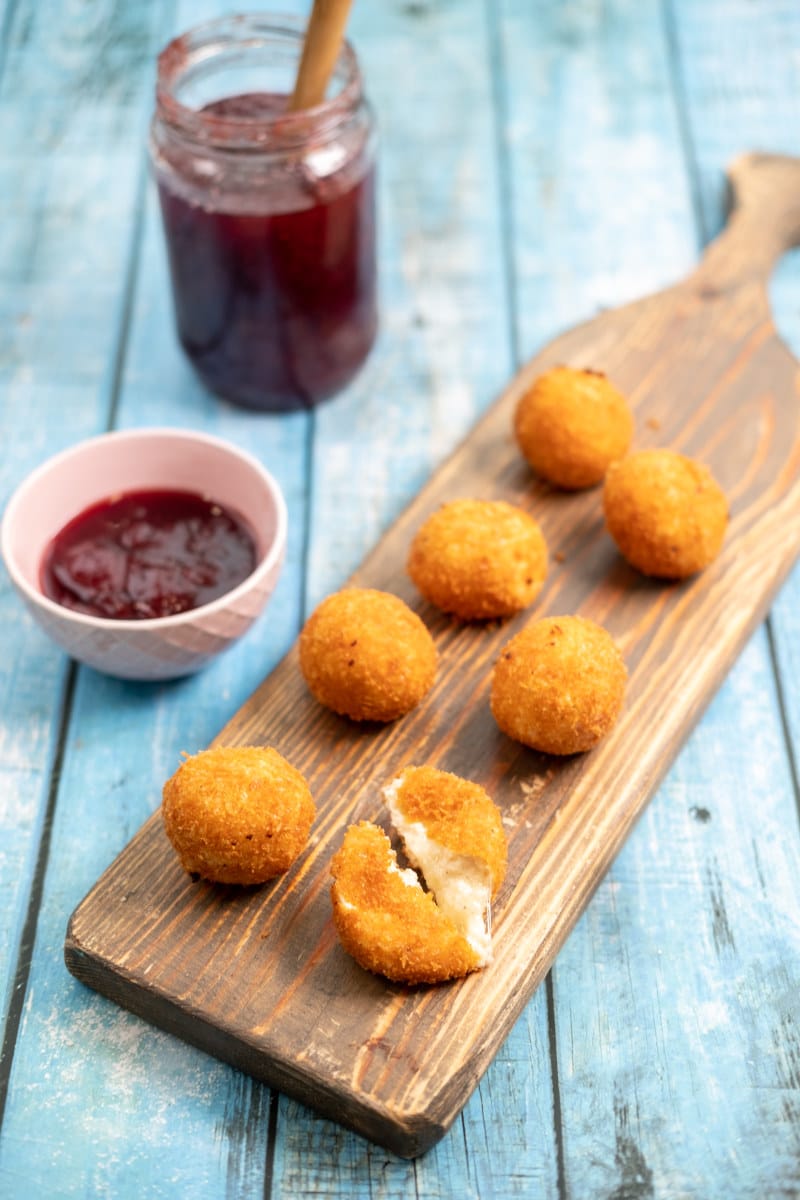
150,19 -> 377,413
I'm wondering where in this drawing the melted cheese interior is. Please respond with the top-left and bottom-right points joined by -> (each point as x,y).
384,778 -> 493,965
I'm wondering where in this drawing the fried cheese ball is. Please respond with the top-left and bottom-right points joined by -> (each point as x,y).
299,587 -> 437,722
491,616 -> 627,754
330,767 -> 508,984
602,449 -> 728,579
330,823 -> 481,984
162,746 -> 315,885
407,499 -> 548,619
514,366 -> 634,489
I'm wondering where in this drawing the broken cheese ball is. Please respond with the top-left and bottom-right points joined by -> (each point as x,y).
330,766 -> 508,984
330,822 -> 483,984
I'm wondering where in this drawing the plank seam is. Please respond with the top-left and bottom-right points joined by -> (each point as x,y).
299,411 -> 316,622
661,0 -> 709,246
0,0 -> 175,1140
489,3 -> 564,1189
0,662 -> 78,1132
664,0 -> 800,849
0,0 -> 19,88
106,0 -> 179,433
765,616 -> 800,830
546,972 -> 568,1200
485,0 -> 521,370
261,1088 -> 279,1200
105,157 -> 151,432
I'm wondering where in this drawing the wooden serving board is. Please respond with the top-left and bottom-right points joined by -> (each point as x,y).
65,153 -> 800,1158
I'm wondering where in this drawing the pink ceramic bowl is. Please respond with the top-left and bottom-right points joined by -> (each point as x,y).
1,428 -> 287,681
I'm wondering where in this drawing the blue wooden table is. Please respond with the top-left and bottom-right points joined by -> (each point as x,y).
2,1 -> 800,1195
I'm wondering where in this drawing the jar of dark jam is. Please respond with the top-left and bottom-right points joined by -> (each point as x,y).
150,15 -> 377,412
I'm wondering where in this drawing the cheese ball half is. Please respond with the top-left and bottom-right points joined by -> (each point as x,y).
603,449 -> 728,578
331,767 -> 508,983
514,366 -> 634,489
384,766 -> 507,902
330,822 -> 483,984
491,616 -> 627,754
407,499 -> 548,619
299,587 -> 437,722
162,746 -> 315,885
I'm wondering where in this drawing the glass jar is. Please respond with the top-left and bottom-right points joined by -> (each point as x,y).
150,15 -> 378,413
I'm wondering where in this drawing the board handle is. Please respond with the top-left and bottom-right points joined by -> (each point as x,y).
695,152 -> 800,290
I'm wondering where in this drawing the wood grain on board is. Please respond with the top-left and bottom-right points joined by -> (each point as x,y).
65,153 -> 800,1157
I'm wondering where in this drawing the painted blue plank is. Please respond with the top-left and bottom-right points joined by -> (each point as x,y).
496,0 -> 699,361
491,2 -> 704,1189
305,0 -> 520,604
0,12 -> 309,1200
272,990 -> 557,1200
0,0 -> 279,1195
0,0 -> 166,1053
1,1 -> 309,1195
1,0 -> 799,1195
555,630 -> 800,1196
497,0 -> 800,1195
271,992 -> 556,1198
273,0 -> 560,1192
771,569 -> 800,800
767,252 -> 800,785
666,0 -> 800,240
0,0 -> 557,1194
0,386 -> 93,1030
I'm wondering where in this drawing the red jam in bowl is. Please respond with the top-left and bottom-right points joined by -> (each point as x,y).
40,489 -> 257,620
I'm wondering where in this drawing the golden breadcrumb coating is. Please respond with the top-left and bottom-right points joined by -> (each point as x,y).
385,765 -> 507,897
603,449 -> 728,578
514,366 -> 634,489
299,587 -> 437,722
331,768 -> 508,983
330,822 -> 483,984
491,616 -> 627,754
407,499 -> 548,620
162,745 -> 315,885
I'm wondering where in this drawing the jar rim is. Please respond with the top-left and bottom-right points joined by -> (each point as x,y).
155,13 -> 363,150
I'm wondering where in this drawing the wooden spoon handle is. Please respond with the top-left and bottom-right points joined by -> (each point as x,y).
696,152 -> 800,289
289,0 -> 355,112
